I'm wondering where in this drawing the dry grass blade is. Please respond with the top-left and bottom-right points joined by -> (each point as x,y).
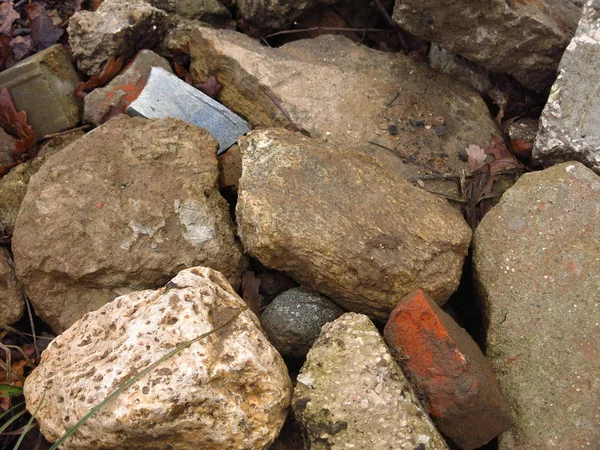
47,306 -> 248,450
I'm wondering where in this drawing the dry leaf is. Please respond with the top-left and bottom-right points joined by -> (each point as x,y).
0,1 -> 20,35
26,3 -> 64,50
465,144 -> 487,173
10,35 -> 33,61
487,135 -> 520,172
196,75 -> 222,98
0,87 -> 36,163
73,55 -> 125,98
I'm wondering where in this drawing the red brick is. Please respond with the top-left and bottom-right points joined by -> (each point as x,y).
383,289 -> 513,450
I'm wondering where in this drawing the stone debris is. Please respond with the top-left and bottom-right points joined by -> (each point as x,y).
534,0 -> 600,173
68,0 -> 168,76
24,266 -> 292,450
292,313 -> 449,449
165,26 -> 502,198
237,128 -> 471,321
84,50 -> 173,127
260,287 -> 345,360
12,116 -> 246,332
473,162 -> 600,449
127,67 -> 251,154
0,45 -> 81,139
384,290 -> 513,449
0,247 -> 24,326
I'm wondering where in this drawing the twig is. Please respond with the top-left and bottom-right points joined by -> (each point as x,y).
42,125 -> 90,140
24,296 -> 38,359
386,91 -> 400,108
372,0 -> 407,49
259,86 -> 297,129
368,141 -> 442,174
265,27 -> 396,39
420,190 -> 467,203
409,168 -> 524,182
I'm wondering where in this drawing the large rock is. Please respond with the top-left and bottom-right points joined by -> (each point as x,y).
13,116 -> 246,332
534,0 -> 600,172
237,128 -> 471,321
68,0 -> 168,76
392,0 -> 583,92
292,313 -> 448,449
24,266 -> 292,450
164,26 -> 502,198
236,0 -> 340,35
0,247 -> 24,325
473,162 -> 600,449
149,0 -> 231,24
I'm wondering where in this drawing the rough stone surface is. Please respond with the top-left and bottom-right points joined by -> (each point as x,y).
507,118 -> 537,161
428,44 -> 493,95
292,313 -> 449,449
150,0 -> 232,24
68,0 -> 168,76
24,266 -> 292,450
0,44 -> 81,139
534,0 -> 600,172
384,290 -> 513,449
237,128 -> 471,321
176,26 -> 502,199
236,0 -> 339,35
473,162 -> 600,449
84,50 -> 173,126
0,127 -> 16,168
393,0 -> 583,92
0,132 -> 85,236
13,116 -> 246,333
218,144 -> 242,191
0,247 -> 24,325
260,287 -> 345,359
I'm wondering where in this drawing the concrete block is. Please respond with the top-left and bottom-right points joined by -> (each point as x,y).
0,45 -> 82,139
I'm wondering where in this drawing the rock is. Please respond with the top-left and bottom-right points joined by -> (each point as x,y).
84,50 -> 173,126
260,287 -> 345,359
237,128 -> 471,321
12,116 -> 246,333
0,45 -> 81,139
473,162 -> 600,449
174,26 -> 502,199
0,247 -> 24,326
0,131 -> 85,237
392,0 -> 583,92
507,118 -> 538,161
236,0 -> 339,35
383,290 -> 512,449
0,127 -> 16,168
68,0 -> 168,76
292,313 -> 449,449
149,0 -> 232,25
218,144 -> 242,191
127,67 -> 251,153
24,266 -> 291,450
533,0 -> 600,172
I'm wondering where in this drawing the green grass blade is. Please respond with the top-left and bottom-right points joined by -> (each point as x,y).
0,407 -> 27,434
0,385 -> 23,396
12,389 -> 46,450
0,402 -> 25,423
48,306 -> 247,450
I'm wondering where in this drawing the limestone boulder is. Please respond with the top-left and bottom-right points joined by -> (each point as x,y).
392,0 -> 583,92
237,128 -> 471,321
534,0 -> 600,172
473,162 -> 600,449
163,26 -> 502,198
68,0 -> 168,76
292,313 -> 448,449
0,248 -> 24,325
24,266 -> 292,450
13,116 -> 246,332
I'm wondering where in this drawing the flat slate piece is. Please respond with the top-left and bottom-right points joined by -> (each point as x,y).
127,67 -> 250,153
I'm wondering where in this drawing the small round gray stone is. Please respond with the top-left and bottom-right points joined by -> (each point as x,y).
260,287 -> 345,359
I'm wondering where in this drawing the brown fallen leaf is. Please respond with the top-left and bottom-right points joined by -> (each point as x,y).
465,144 -> 487,173
0,1 -> 20,35
26,3 -> 64,50
10,35 -> 33,61
196,75 -> 222,98
0,87 -> 36,164
487,135 -> 520,172
511,138 -> 533,160
0,34 -> 12,69
73,55 -> 125,98
174,61 -> 193,85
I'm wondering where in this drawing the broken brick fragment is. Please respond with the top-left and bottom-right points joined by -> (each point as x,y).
383,289 -> 512,450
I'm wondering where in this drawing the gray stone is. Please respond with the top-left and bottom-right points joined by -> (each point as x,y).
0,45 -> 81,139
392,0 -> 583,92
84,50 -> 173,127
149,0 -> 232,24
128,67 -> 251,153
260,287 -> 345,359
292,313 -> 449,449
236,0 -> 339,35
13,116 -> 246,333
237,128 -> 472,321
68,0 -> 168,76
166,26 -> 503,198
533,0 -> 600,173
24,266 -> 292,450
0,127 -> 16,168
0,247 -> 24,326
0,132 -> 85,237
428,44 -> 493,95
473,162 -> 600,449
